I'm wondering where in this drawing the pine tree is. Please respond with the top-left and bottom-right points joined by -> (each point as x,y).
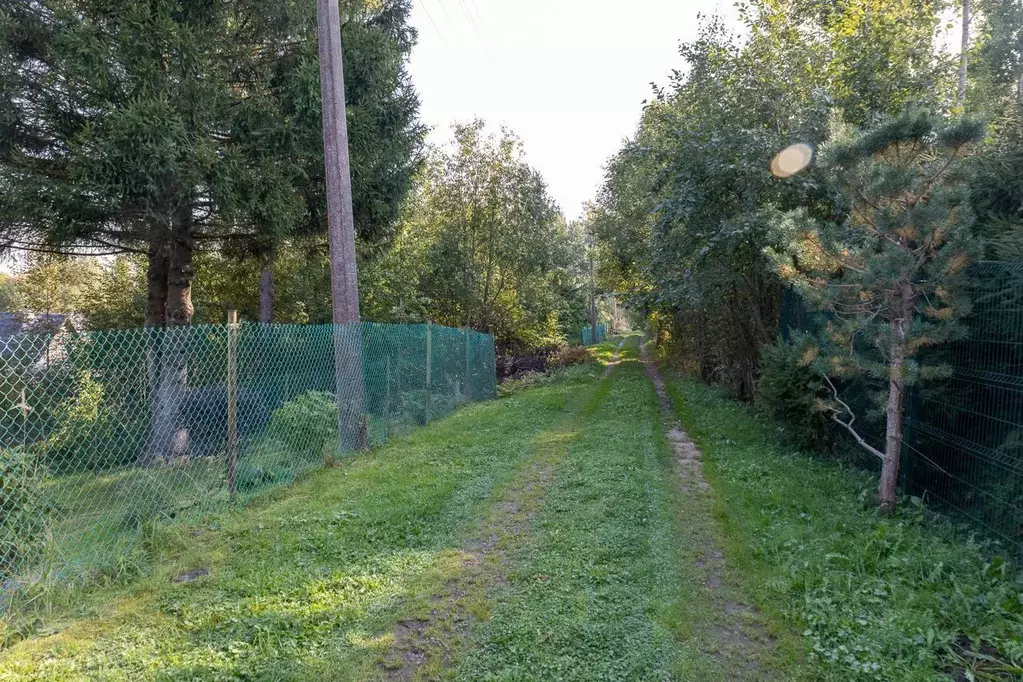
769,110 -> 986,513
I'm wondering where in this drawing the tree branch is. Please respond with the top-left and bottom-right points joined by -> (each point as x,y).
822,374 -> 885,460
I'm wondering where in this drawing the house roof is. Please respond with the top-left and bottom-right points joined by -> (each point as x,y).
0,312 -> 75,364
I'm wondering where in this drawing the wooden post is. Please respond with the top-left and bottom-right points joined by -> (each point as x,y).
226,310 -> 239,501
426,319 -> 433,422
464,327 -> 471,401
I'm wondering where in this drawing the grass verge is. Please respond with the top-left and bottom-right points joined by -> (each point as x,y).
665,374 -> 1023,681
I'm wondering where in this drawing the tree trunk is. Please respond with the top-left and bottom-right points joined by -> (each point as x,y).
143,211 -> 195,465
259,248 -> 276,324
145,241 -> 169,327
878,283 -> 913,514
957,0 -> 971,106
165,215 -> 195,326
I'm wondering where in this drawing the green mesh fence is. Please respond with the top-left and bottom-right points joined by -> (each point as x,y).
580,324 -> 607,345
902,263 -> 1023,556
782,263 -> 1023,557
0,321 -> 496,587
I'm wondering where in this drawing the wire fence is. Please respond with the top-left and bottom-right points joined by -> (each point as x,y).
782,262 -> 1023,557
580,324 -> 607,345
902,263 -> 1023,556
0,321 -> 496,589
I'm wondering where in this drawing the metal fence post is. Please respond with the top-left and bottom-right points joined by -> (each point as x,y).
226,310 -> 239,501
426,319 -> 432,422
464,327 -> 471,401
385,354 -> 392,439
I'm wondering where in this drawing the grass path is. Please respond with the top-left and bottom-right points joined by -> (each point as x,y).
0,337 -> 815,680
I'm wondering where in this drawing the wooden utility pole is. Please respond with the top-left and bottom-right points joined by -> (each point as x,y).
316,0 -> 360,323
588,250 -> 598,343
957,0 -> 971,107
316,0 -> 365,451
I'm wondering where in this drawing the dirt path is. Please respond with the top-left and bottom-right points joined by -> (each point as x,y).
383,342 -> 625,680
639,341 -> 776,679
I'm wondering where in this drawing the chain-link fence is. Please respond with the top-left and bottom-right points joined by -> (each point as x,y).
0,321 -> 496,588
782,263 -> 1023,557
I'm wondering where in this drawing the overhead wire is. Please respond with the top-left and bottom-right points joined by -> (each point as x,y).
451,0 -> 487,47
419,0 -> 451,52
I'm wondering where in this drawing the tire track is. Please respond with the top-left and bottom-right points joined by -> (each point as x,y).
382,342 -> 625,680
639,341 -> 776,679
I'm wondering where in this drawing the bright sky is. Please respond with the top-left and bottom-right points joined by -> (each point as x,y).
407,0 -> 731,220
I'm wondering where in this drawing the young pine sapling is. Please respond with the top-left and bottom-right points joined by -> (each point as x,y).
769,110 -> 986,513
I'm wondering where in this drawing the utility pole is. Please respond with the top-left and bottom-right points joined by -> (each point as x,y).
957,0 -> 971,107
588,247 -> 598,344
316,0 -> 360,323
316,0 -> 364,451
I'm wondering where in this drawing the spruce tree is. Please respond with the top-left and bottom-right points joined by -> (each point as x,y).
770,110 -> 986,513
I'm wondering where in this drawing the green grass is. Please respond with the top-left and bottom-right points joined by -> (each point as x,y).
0,369 -> 584,678
454,342 -> 726,680
6,338 -> 1019,681
4,340 -> 731,680
665,374 -> 1023,681
22,394 -> 461,596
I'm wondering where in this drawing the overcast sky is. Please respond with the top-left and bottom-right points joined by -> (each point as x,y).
407,0 -> 730,221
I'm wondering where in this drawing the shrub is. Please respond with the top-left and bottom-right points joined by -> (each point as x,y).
550,345 -> 592,369
755,339 -> 836,451
0,447 -> 47,578
44,371 -> 147,473
266,391 -> 338,458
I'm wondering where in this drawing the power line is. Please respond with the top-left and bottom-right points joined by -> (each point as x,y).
451,0 -> 486,47
463,0 -> 486,34
419,0 -> 451,51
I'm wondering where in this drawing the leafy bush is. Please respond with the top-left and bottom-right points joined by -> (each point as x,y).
43,371 -> 148,473
266,391 -> 338,458
549,345 -> 592,369
0,448 -> 46,577
755,339 -> 836,451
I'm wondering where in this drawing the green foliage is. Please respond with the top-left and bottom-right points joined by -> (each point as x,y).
755,338 -> 836,451
43,371 -> 140,472
266,391 -> 338,458
0,273 -> 17,313
1,0 -> 423,328
409,121 -> 589,346
234,461 -> 290,493
591,7 -> 838,397
971,111 -> 1023,260
0,447 -> 46,578
770,111 -> 984,438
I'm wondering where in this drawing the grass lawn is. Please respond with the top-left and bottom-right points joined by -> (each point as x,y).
2,337 -> 1021,680
665,373 -> 1023,681
0,338 -> 750,680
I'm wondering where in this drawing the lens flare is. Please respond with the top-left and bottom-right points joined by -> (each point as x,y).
770,143 -> 813,178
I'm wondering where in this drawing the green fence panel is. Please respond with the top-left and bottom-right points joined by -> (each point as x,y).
902,263 -> 1023,556
580,323 -> 607,345
0,322 -> 496,587
782,263 -> 1023,556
